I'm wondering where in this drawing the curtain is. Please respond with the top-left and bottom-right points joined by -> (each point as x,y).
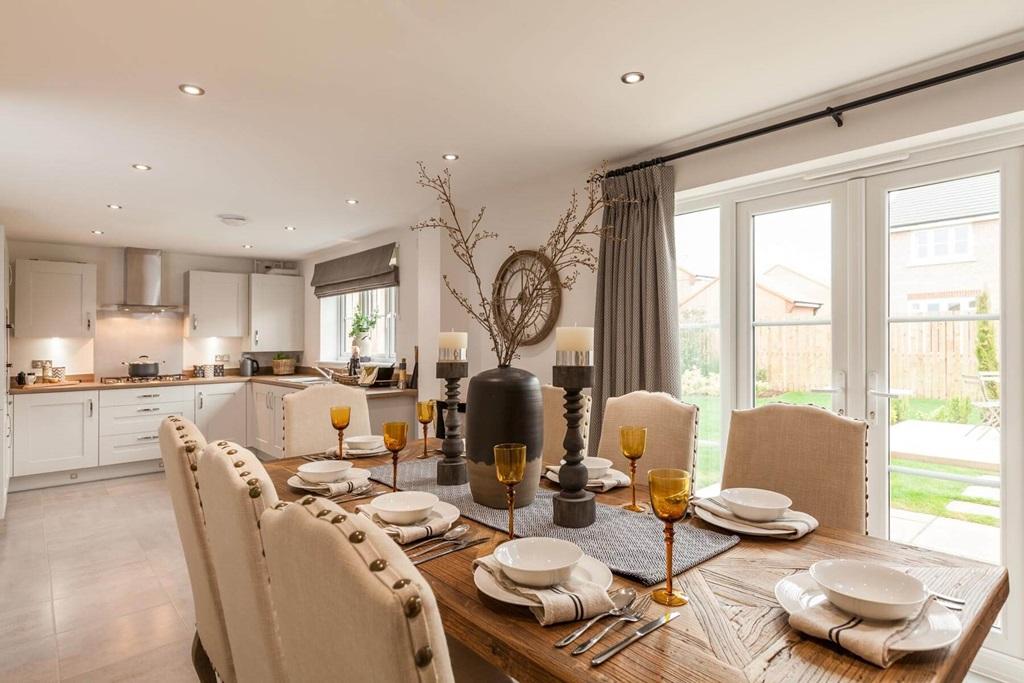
311,242 -> 399,298
590,165 -> 680,452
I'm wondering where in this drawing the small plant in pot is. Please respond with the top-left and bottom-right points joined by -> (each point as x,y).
349,305 -> 380,358
271,353 -> 296,375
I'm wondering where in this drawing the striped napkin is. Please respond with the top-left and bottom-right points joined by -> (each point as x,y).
543,465 -> 631,493
355,505 -> 451,544
326,446 -> 390,459
473,555 -> 615,626
292,478 -> 369,496
693,496 -> 818,539
789,597 -> 938,667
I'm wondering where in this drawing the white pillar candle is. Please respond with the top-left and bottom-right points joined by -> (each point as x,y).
438,331 -> 468,350
555,327 -> 594,352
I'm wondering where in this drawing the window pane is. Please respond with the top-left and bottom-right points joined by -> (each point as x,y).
753,203 -> 831,323
754,325 -> 832,410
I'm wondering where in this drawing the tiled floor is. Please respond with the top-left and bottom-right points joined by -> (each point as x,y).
0,474 -> 197,682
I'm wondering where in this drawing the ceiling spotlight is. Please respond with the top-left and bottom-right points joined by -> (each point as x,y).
284,225 -> 296,231
242,244 -> 253,249
620,71 -> 645,84
442,153 -> 459,161
91,229 -> 104,235
107,203 -> 122,210
131,163 -> 152,171
178,84 -> 205,96
346,199 -> 359,205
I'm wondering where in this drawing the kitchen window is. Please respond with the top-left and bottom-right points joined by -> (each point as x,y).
320,286 -> 397,362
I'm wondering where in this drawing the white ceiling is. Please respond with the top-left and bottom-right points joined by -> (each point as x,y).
2,1 -> 1022,258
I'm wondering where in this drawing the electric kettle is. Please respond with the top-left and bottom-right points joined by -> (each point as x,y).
240,356 -> 260,377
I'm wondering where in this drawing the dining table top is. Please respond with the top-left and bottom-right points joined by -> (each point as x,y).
264,438 -> 1008,683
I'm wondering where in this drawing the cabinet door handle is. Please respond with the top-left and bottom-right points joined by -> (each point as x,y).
86,313 -> 92,331
137,407 -> 161,413
192,314 -> 198,331
136,435 -> 160,442
254,329 -> 259,346
87,399 -> 94,417
197,392 -> 204,410
138,393 -> 161,399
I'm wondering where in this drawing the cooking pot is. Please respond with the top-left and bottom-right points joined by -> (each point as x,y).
122,355 -> 162,378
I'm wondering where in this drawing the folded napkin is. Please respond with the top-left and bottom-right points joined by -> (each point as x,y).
789,597 -> 937,667
294,478 -> 369,496
473,555 -> 615,626
355,505 -> 451,544
326,446 -> 390,459
693,497 -> 818,539
543,465 -> 631,493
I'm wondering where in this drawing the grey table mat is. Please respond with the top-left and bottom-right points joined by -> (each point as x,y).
369,458 -> 740,586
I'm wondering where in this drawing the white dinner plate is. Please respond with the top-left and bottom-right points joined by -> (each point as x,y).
287,468 -> 371,492
774,571 -> 962,652
693,504 -> 793,536
473,555 -> 613,607
363,499 -> 460,528
543,469 -> 628,486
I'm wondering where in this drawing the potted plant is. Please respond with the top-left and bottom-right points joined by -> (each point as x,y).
271,353 -> 296,375
349,305 -> 380,358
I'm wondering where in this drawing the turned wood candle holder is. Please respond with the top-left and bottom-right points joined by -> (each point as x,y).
551,364 -> 595,528
435,361 -> 469,486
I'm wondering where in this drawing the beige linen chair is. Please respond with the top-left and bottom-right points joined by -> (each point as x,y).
158,417 -> 234,683
721,404 -> 868,533
197,441 -> 287,682
283,383 -> 371,457
541,384 -> 591,466
261,497 -> 511,683
595,391 -> 699,480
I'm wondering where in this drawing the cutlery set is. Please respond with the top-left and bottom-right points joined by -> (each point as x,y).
554,590 -> 675,666
402,524 -> 487,565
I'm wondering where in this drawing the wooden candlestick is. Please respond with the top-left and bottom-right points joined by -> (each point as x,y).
436,361 -> 469,485
551,364 -> 595,528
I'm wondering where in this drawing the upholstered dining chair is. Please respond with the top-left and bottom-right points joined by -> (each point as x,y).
282,382 -> 371,457
158,417 -> 234,683
261,497 -> 511,683
721,403 -> 868,533
541,384 -> 591,466
595,391 -> 699,480
197,442 -> 288,682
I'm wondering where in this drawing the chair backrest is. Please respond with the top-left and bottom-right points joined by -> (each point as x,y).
261,497 -> 455,683
283,383 -> 371,457
158,417 -> 235,683
197,441 -> 287,682
541,385 -> 591,466
721,404 -> 868,533
595,391 -> 698,479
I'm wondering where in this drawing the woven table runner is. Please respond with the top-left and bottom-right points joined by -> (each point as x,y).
369,458 -> 740,586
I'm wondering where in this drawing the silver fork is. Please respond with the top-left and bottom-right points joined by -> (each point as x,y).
571,593 -> 652,655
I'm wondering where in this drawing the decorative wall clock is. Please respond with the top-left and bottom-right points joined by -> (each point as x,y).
491,249 -> 561,346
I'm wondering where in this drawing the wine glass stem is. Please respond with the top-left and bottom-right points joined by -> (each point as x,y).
664,523 -> 675,596
506,485 -> 515,540
337,428 -> 345,459
392,454 -> 399,492
630,461 -> 637,508
423,424 -> 429,458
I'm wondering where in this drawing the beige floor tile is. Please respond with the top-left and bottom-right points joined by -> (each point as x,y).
54,581 -> 170,634
157,572 -> 196,628
0,601 -> 54,647
0,635 -> 59,682
0,554 -> 52,610
56,603 -> 190,680
51,559 -> 156,600
61,637 -> 195,683
0,517 -> 49,559
47,534 -> 147,574
145,545 -> 189,578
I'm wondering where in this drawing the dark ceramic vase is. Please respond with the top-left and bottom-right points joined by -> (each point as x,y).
465,365 -> 543,508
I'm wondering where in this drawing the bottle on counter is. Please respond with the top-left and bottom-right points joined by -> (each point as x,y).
397,357 -> 407,389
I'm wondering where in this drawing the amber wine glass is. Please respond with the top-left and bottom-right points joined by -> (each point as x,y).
415,400 -> 436,459
494,443 -> 527,540
648,468 -> 691,607
330,405 -> 351,459
382,421 -> 409,492
619,426 -> 648,512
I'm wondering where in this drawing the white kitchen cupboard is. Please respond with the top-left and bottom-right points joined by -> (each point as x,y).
248,382 -> 297,458
195,382 -> 247,444
14,259 -> 97,338
184,271 -> 249,338
98,389 -> 194,467
13,391 -> 99,476
245,274 -> 303,351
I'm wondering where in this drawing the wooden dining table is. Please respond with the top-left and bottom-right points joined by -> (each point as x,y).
265,438 -> 1008,683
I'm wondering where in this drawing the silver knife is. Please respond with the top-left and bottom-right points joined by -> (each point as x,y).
413,537 -> 488,565
590,611 -> 680,666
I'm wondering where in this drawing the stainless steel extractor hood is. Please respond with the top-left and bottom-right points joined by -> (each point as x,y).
104,247 -> 183,313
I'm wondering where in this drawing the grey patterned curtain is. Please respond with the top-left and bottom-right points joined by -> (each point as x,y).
590,165 -> 680,452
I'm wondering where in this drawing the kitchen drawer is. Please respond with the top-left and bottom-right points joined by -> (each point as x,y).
99,433 -> 162,466
100,385 -> 195,407
99,400 -> 194,436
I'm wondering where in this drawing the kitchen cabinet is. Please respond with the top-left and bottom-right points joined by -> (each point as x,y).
14,259 -> 97,338
195,382 -> 247,444
245,274 -> 302,352
184,271 -> 249,338
248,382 -> 297,458
99,386 -> 194,466
13,391 -> 99,476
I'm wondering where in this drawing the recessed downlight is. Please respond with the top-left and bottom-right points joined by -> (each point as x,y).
178,83 -> 205,96
442,153 -> 459,161
107,203 -> 122,210
131,163 -> 152,171
620,71 -> 645,84
91,229 -> 104,235
346,199 -> 359,205
284,225 -> 296,231
242,244 -> 253,249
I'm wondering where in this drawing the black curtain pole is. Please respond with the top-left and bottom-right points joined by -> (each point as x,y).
606,48 -> 1024,178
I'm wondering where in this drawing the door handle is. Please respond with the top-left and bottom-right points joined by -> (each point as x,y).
138,393 -> 161,399
86,312 -> 92,331
868,389 -> 912,398
192,314 -> 198,331
87,399 -> 94,417
254,329 -> 259,346
197,392 -> 204,410
137,407 -> 161,413
136,435 -> 160,442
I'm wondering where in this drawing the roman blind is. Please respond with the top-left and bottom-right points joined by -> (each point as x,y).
311,242 -> 399,298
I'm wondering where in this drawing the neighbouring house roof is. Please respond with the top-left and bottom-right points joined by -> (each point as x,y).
757,264 -> 827,308
889,172 -> 999,228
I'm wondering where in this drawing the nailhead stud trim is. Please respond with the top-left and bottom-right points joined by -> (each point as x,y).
239,471 -> 251,478
393,578 -> 411,589
414,646 -> 433,668
301,497 -> 315,505
248,486 -> 262,499
218,441 -> 228,447
246,478 -> 259,486
316,509 -> 331,518
404,596 -> 422,618
233,460 -> 245,468
349,530 -> 365,543
227,449 -> 237,455
189,463 -> 198,472
369,559 -> 387,572
175,425 -> 185,431
331,514 -> 346,524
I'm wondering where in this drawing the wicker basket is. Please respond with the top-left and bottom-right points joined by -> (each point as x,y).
272,358 -> 297,375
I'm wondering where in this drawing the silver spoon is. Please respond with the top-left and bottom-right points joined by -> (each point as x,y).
404,524 -> 470,553
555,587 -> 637,648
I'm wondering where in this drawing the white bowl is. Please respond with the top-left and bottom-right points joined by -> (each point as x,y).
810,559 -> 927,621
493,538 -> 584,588
373,491 -> 439,525
345,435 -> 385,450
719,487 -> 792,522
559,457 -> 613,480
297,460 -> 353,483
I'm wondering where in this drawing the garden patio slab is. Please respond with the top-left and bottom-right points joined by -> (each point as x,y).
946,500 -> 1001,520
889,420 -> 999,471
962,485 -> 1000,503
911,516 -> 999,565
